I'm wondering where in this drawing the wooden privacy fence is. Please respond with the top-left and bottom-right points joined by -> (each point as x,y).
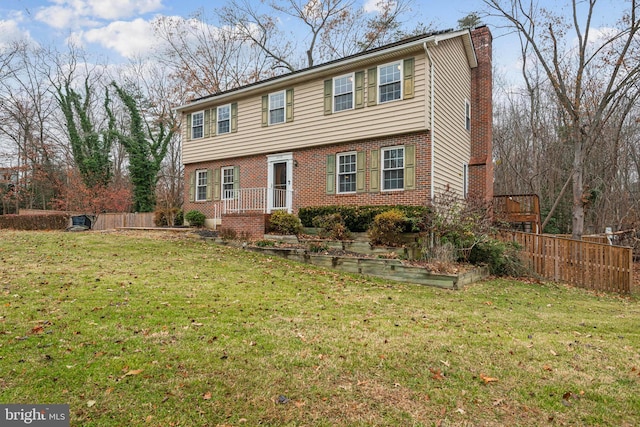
498,230 -> 633,294
93,212 -> 156,230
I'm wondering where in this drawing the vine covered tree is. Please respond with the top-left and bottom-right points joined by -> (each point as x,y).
109,82 -> 174,212
54,77 -> 114,189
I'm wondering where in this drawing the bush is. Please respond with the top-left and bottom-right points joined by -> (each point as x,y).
154,208 -> 183,227
184,210 -> 206,227
368,209 -> 407,247
218,227 -> 237,241
268,211 -> 303,235
299,205 -> 428,232
468,239 -> 527,277
312,213 -> 351,240
307,241 -> 329,252
0,214 -> 70,230
255,239 -> 276,247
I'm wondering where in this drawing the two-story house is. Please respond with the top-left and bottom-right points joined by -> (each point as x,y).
176,26 -> 493,237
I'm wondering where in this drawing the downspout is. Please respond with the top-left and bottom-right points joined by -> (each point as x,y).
423,41 -> 437,201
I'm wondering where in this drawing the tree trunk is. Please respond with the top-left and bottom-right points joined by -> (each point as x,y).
571,138 -> 585,239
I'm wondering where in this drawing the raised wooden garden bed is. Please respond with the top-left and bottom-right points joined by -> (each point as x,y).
244,246 -> 488,290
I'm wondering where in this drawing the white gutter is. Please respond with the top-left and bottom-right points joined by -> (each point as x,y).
423,40 -> 436,201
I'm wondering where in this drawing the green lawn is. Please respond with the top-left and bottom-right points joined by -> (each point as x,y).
0,230 -> 638,426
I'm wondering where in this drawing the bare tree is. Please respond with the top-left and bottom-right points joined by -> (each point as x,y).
485,0 -> 640,239
218,0 -> 416,71
153,12 -> 276,98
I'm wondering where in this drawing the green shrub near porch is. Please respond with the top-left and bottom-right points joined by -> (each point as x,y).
298,205 -> 429,232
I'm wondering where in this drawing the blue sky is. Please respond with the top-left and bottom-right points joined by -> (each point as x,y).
0,0 -> 630,82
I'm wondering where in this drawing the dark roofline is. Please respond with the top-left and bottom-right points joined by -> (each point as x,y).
189,28 -> 456,104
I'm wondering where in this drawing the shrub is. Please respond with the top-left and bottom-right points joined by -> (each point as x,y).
312,213 -> 351,240
307,241 -> 329,252
0,214 -> 70,230
255,239 -> 276,247
299,205 -> 429,232
184,210 -> 206,227
154,208 -> 183,227
419,190 -> 493,262
468,239 -> 527,277
174,210 -> 184,226
218,227 -> 237,241
368,209 -> 407,247
268,211 -> 303,235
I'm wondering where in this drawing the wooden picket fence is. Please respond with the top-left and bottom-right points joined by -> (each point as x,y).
498,230 -> 633,294
93,212 -> 156,230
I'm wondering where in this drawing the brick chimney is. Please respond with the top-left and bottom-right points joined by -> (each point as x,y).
469,26 -> 493,204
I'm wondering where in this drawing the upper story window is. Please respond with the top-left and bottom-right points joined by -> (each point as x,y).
196,169 -> 208,201
465,99 -> 471,131
191,111 -> 204,139
378,61 -> 402,103
337,152 -> 357,193
269,91 -> 285,125
333,74 -> 354,112
382,146 -> 404,191
217,104 -> 231,134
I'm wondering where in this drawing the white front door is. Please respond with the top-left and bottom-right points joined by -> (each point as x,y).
267,153 -> 293,213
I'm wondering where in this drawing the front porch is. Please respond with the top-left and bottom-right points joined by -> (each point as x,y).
207,188 -> 293,238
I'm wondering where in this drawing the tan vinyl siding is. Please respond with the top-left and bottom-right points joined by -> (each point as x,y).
432,38 -> 472,196
182,56 -> 428,164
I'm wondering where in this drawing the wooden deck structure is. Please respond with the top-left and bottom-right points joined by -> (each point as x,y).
493,194 -> 542,234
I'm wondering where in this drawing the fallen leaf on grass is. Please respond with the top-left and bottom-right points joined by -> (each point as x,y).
30,325 -> 44,334
120,369 -> 143,379
203,391 -> 212,400
480,374 -> 499,384
429,367 -> 445,380
543,365 -> 553,371
87,400 -> 96,408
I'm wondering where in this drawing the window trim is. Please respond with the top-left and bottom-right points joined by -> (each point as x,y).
195,169 -> 208,201
381,146 -> 405,192
217,104 -> 231,135
377,61 -> 403,104
191,110 -> 204,139
333,73 -> 355,113
268,90 -> 286,125
336,151 -> 357,194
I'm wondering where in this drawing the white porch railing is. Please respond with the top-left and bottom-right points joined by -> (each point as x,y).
212,188 -> 292,223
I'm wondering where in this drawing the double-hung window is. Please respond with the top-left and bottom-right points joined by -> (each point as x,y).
191,111 -> 204,139
221,166 -> 234,199
337,152 -> 357,193
333,74 -> 354,112
217,104 -> 231,134
195,169 -> 208,201
382,146 -> 404,190
378,62 -> 402,103
269,91 -> 285,125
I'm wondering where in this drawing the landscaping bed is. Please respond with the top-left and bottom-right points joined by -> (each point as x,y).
205,232 -> 489,290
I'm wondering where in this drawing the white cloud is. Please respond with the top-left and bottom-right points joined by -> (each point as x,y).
0,19 -> 34,49
363,0 -> 394,14
35,0 -> 164,29
82,18 -> 158,59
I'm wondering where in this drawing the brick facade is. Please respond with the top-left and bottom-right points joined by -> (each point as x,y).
183,130 -> 433,219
